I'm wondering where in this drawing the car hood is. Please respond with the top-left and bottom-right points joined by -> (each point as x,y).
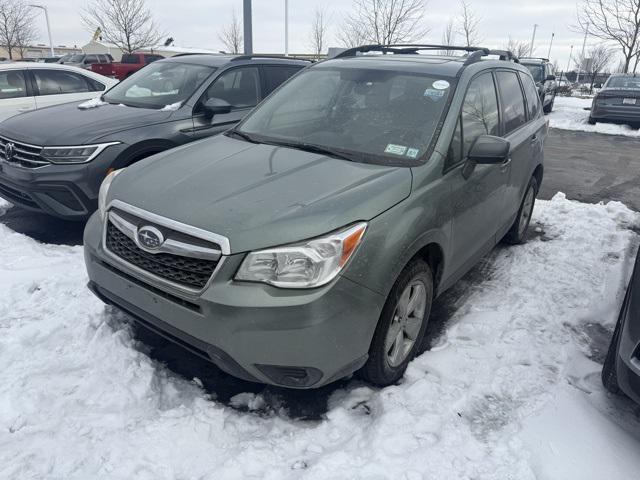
109,135 -> 413,253
0,101 -> 174,145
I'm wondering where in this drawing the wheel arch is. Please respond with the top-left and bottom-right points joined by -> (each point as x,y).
113,139 -> 178,169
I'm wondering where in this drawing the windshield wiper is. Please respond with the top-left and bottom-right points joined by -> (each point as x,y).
264,140 -> 356,162
226,129 -> 260,144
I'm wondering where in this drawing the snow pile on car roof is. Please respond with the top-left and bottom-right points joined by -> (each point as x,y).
0,194 -> 639,479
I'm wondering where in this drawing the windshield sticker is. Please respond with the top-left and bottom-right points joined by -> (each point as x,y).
432,80 -> 450,90
406,148 -> 420,159
424,88 -> 446,100
385,144 -> 407,156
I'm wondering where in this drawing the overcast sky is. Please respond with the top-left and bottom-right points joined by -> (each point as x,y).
35,0 -> 595,71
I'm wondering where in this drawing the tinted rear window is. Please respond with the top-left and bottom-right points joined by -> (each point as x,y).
121,54 -> 139,64
262,65 -> 303,96
519,72 -> 541,120
496,71 -> 527,134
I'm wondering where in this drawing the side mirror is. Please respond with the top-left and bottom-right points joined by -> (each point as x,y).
468,135 -> 510,165
546,74 -> 556,81
203,98 -> 232,117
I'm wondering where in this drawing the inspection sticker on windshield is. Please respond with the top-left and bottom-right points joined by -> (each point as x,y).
424,88 -> 445,100
406,148 -> 420,159
432,80 -> 450,90
385,144 -> 407,155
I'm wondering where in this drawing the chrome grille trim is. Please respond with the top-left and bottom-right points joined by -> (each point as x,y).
102,200 -> 231,296
0,135 -> 48,168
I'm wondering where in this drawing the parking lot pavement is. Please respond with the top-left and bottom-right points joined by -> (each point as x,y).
541,128 -> 640,211
0,128 -> 638,246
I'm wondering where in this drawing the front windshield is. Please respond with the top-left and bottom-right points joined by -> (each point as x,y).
237,67 -> 455,163
103,61 -> 215,109
523,64 -> 544,83
67,54 -> 85,63
605,76 -> 640,89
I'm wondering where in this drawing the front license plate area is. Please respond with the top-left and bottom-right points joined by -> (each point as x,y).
622,98 -> 637,105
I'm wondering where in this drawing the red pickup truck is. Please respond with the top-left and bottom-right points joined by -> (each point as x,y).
90,52 -> 164,80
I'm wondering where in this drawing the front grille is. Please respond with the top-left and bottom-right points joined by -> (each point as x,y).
105,221 -> 219,289
0,136 -> 48,168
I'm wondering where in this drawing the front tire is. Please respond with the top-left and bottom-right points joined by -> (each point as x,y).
503,176 -> 538,245
588,116 -> 597,125
360,259 -> 433,386
543,94 -> 555,114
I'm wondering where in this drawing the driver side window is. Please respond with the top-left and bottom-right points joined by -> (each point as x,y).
201,67 -> 259,111
446,72 -> 500,170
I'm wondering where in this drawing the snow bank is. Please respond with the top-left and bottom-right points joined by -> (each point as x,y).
77,97 -> 108,110
0,195 -> 639,479
548,96 -> 640,137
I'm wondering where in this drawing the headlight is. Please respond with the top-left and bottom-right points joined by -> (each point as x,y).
235,222 -> 367,289
98,169 -> 122,219
41,142 -> 119,164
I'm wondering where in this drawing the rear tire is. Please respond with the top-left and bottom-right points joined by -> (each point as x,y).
588,116 -> 597,125
360,259 -> 433,387
543,94 -> 555,114
503,176 -> 538,245
602,288 -> 629,394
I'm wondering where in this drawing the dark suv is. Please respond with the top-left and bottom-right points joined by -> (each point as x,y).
520,57 -> 557,113
85,45 -> 546,389
0,54 -> 309,219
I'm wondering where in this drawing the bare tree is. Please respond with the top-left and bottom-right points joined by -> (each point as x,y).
309,7 -> 329,58
338,0 -> 429,47
457,0 -> 482,47
575,44 -> 615,91
440,18 -> 458,55
576,0 -> 640,73
218,9 -> 243,54
505,36 -> 531,58
0,0 -> 37,59
82,0 -> 163,54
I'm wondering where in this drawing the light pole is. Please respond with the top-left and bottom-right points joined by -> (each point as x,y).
576,26 -> 589,84
565,45 -> 574,82
243,0 -> 253,55
29,4 -> 54,57
284,0 -> 289,56
529,24 -> 538,57
547,32 -> 554,59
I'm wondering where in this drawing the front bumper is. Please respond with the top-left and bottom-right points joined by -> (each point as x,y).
0,144 -> 124,220
83,212 -> 384,388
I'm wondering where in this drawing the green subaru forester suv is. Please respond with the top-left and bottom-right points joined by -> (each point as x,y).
84,45 -> 546,388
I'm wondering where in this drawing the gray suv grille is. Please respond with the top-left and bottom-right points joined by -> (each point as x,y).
105,221 -> 219,290
0,136 -> 48,168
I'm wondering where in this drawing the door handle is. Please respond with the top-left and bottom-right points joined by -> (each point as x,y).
500,157 -> 511,172
530,134 -> 538,142
18,107 -> 33,112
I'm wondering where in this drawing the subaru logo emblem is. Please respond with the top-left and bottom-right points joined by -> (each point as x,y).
137,226 -> 164,250
4,142 -> 14,161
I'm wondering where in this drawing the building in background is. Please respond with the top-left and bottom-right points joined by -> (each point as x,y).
81,40 -> 221,61
0,44 -> 81,61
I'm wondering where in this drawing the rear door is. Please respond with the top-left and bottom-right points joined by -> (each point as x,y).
190,66 -> 261,139
31,68 -> 104,109
494,70 -> 539,236
0,69 -> 36,121
446,71 -> 509,277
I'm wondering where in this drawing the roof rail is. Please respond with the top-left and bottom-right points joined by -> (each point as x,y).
230,54 -> 313,62
334,44 -> 488,58
519,56 -> 549,62
171,52 -> 219,57
334,44 -> 519,64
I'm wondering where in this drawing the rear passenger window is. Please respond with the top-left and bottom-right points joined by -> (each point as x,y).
202,67 -> 260,109
520,72 -> 541,120
496,71 -> 527,134
262,66 -> 302,96
33,70 -> 91,95
0,70 -> 27,99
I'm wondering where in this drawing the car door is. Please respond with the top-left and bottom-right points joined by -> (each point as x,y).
0,69 -> 36,121
190,66 -> 261,140
31,69 -> 103,109
446,71 -> 510,277
495,70 -> 541,237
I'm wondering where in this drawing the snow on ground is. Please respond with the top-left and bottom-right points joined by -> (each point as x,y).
548,96 -> 640,137
1,194 -> 640,479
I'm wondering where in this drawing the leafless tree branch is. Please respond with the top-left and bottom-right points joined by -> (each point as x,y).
82,0 -> 164,54
575,43 -> 615,90
0,0 -> 37,59
440,18 -> 458,55
309,6 -> 329,58
504,36 -> 531,58
457,0 -> 482,47
218,9 -> 243,54
337,0 -> 429,47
